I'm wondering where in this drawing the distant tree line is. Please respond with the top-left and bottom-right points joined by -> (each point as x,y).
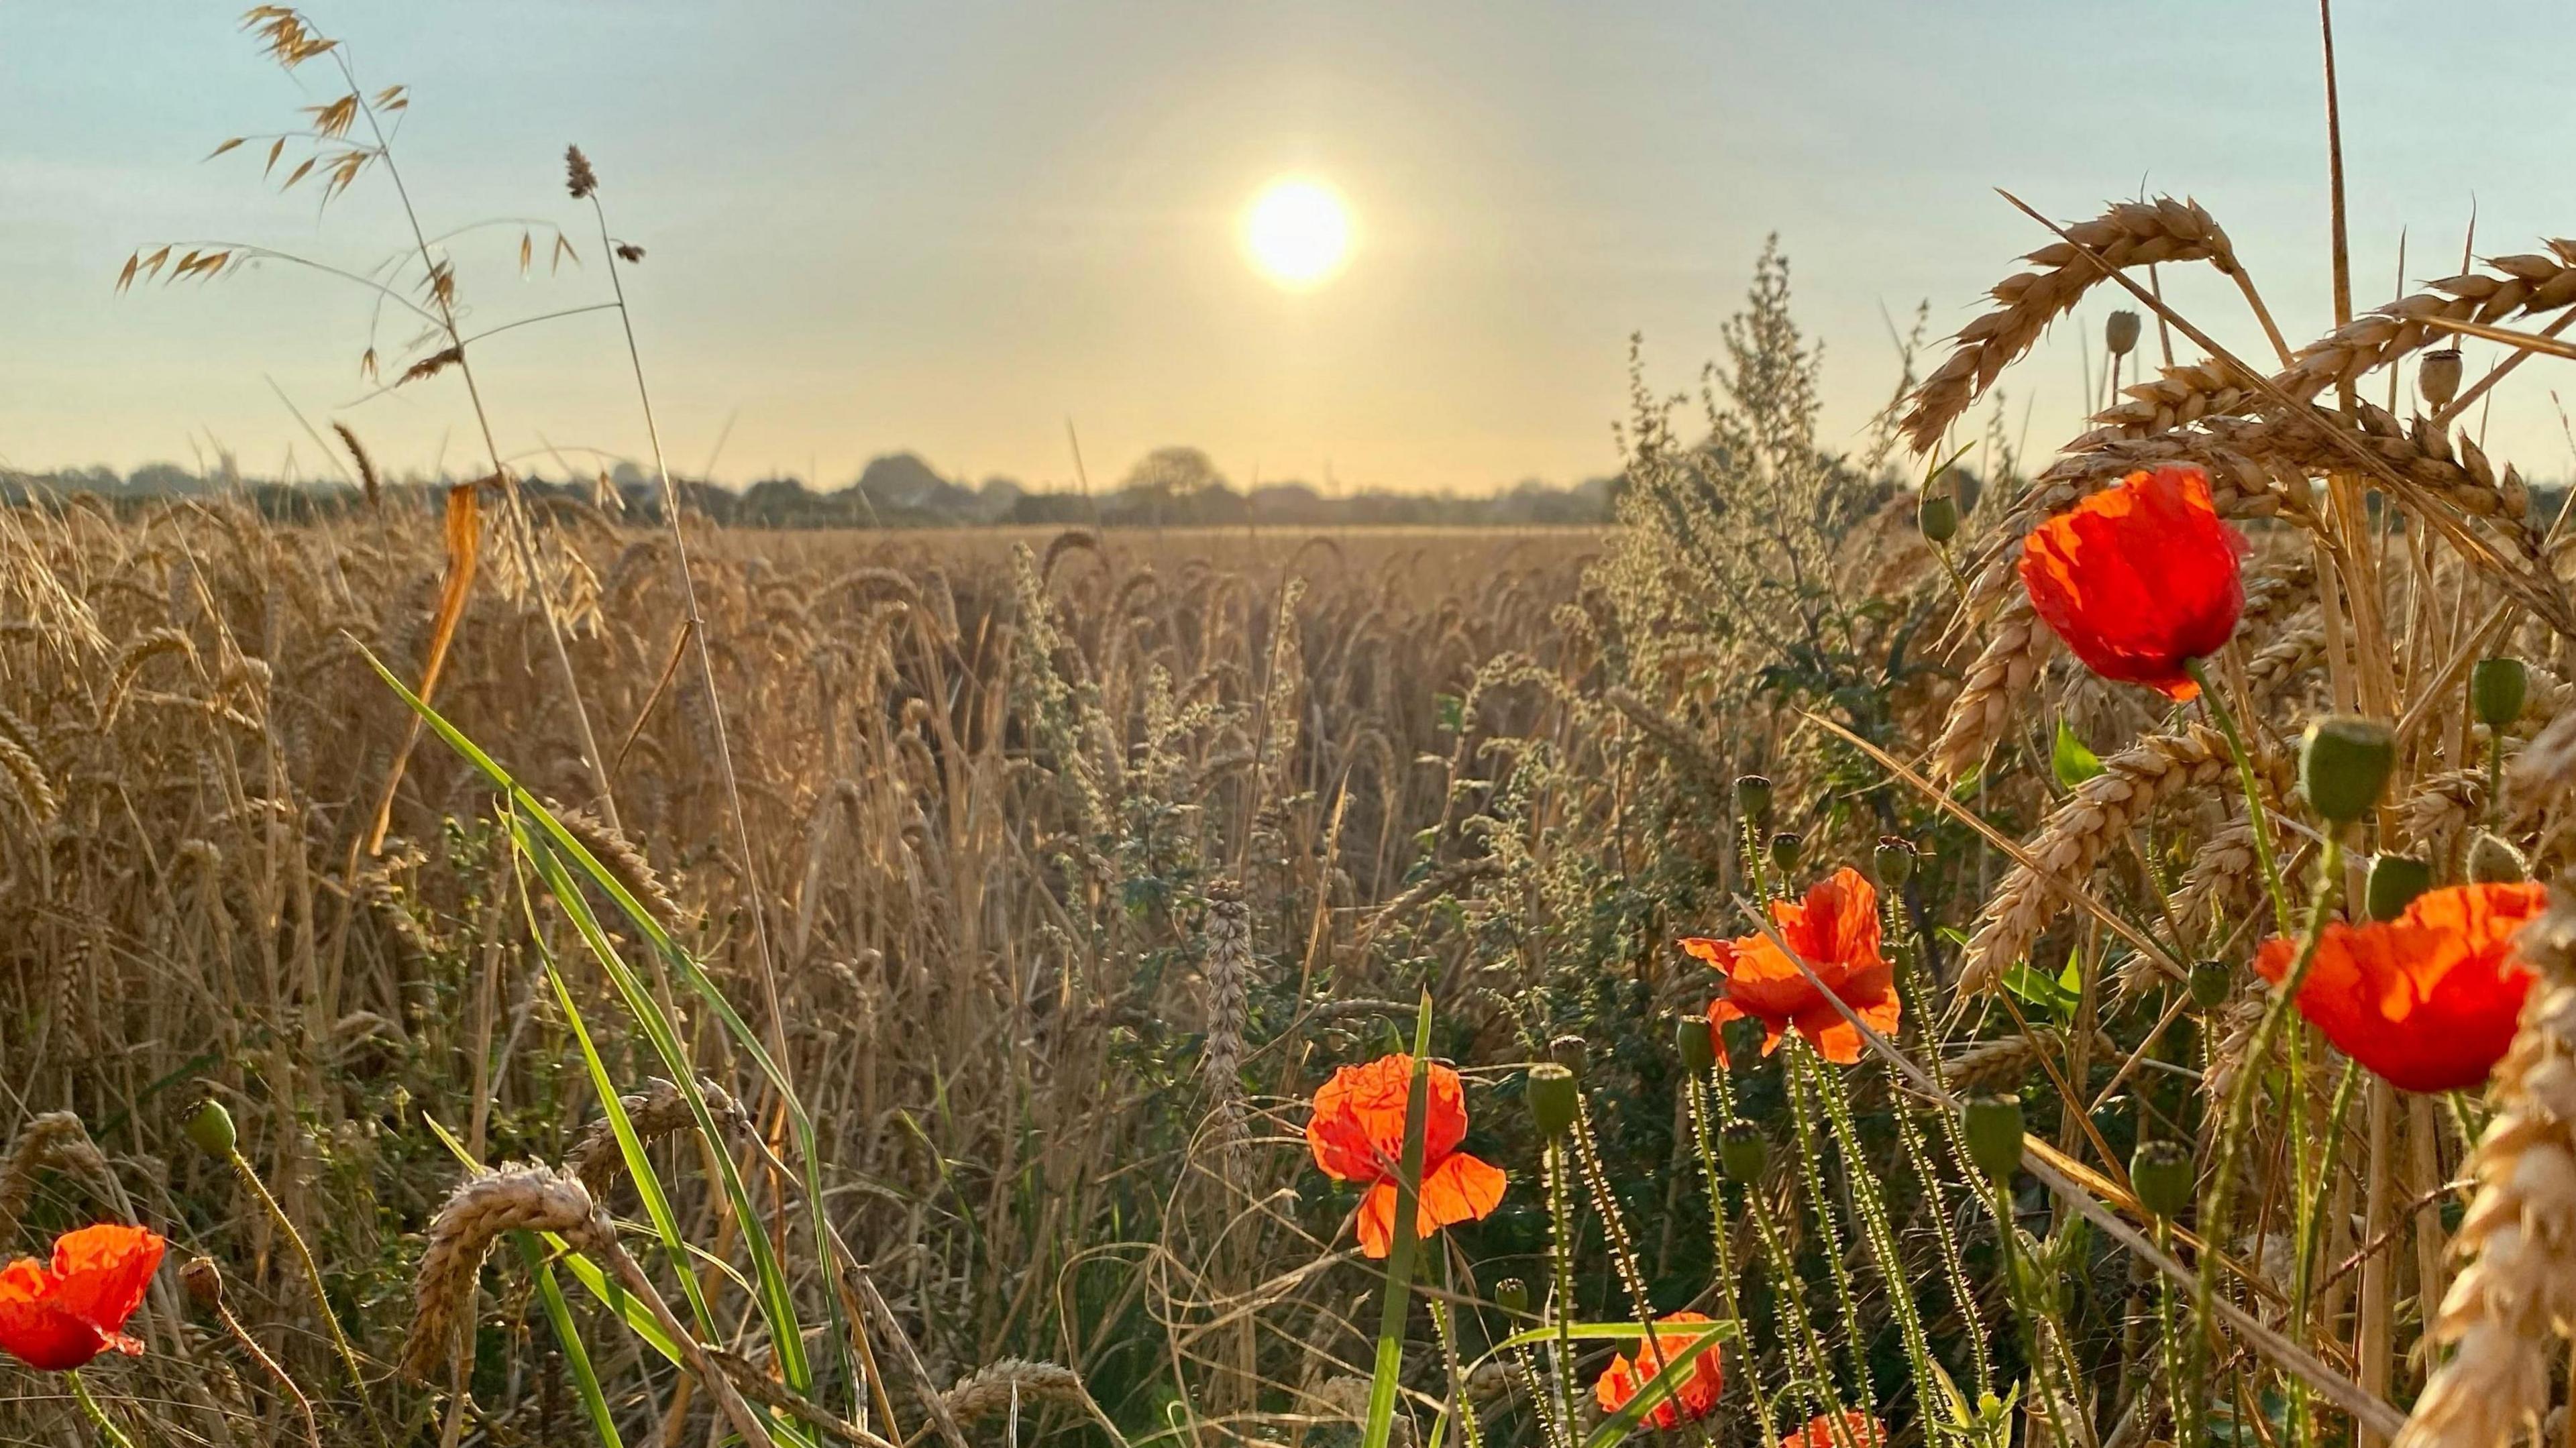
1,445 -> 1621,528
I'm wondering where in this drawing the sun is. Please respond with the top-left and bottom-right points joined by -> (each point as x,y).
1242,178 -> 1353,290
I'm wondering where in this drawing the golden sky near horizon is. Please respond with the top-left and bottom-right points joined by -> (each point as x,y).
7,3 -> 2576,494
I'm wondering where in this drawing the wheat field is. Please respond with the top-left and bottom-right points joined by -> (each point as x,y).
20,7 -> 2576,1448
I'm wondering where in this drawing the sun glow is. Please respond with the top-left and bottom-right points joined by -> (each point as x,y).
1242,178 -> 1353,290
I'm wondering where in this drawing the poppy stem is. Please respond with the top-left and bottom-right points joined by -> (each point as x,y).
2190,833 -> 2347,1435
1544,1139 -> 1582,1447
65,1370 -> 140,1448
2186,658 -> 2296,938
1684,1072 -> 1780,1439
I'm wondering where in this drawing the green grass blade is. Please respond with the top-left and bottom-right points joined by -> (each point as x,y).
538,949 -> 722,1337
1361,993 -> 1437,1448
1575,1326 -> 1728,1448
517,1235 -> 629,1448
369,647 -> 850,1405
519,822 -> 812,1404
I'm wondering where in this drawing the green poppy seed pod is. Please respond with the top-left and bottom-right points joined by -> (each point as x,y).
185,1099 -> 237,1158
1735,774 -> 1774,828
1527,1064 -> 1578,1141
1874,835 -> 1917,889
2300,715 -> 2396,825
1962,1093 -> 2025,1181
1918,491 -> 1960,546
1676,1014 -> 1718,1076
2187,958 -> 2232,1010
1495,1278 -> 1530,1315
2105,309 -> 2142,358
1768,831 -> 1801,876
2469,831 -> 2530,884
2419,348 -> 2464,411
2365,853 -> 2434,922
1719,1119 -> 1768,1182
2474,657 -> 2529,730
2131,1140 -> 2194,1221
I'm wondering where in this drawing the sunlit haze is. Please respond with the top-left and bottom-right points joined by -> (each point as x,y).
7,3 -> 2576,493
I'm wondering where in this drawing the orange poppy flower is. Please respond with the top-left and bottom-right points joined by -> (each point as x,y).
2019,463 -> 2246,701
1305,1054 -> 1507,1258
2253,881 -> 2549,1093
1781,1412 -> 1889,1448
0,1223 -> 167,1372
1593,1311 -> 1725,1428
1682,867 -> 1900,1066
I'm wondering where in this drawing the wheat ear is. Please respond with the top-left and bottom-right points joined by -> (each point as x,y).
1901,197 -> 2241,453
1959,726 -> 2241,994
2393,884 -> 2576,1448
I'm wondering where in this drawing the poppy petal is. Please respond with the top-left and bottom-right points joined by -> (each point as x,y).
1420,1152 -> 1507,1232
46,1225 -> 164,1336
1354,1179 -> 1398,1260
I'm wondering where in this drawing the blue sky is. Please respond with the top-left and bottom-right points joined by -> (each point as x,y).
5,2 -> 2573,492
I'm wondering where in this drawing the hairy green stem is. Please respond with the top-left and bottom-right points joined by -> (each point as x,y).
2192,832 -> 2345,1431
67,1370 -> 140,1448
1685,1074 -> 1777,1441
2188,658 -> 2293,936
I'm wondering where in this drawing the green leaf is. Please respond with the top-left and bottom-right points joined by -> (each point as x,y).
2052,718 -> 2104,791
1361,995 -> 1437,1448
2001,961 -> 2080,1019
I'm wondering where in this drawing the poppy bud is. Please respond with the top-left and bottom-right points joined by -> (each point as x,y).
1675,1015 -> 1718,1076
1735,775 -> 1773,827
2474,657 -> 2529,730
1527,1064 -> 1578,1141
2187,958 -> 2232,1010
1768,832 -> 1801,876
1919,492 -> 1960,546
2468,832 -> 2529,884
2105,310 -> 2141,358
2419,348 -> 2464,411
2300,716 -> 2396,825
1719,1119 -> 1768,1182
2365,853 -> 2434,922
1874,836 -> 1917,889
2131,1140 -> 2194,1221
1962,1093 -> 2024,1180
185,1099 -> 237,1158
1495,1278 -> 1530,1315
180,1256 -> 225,1314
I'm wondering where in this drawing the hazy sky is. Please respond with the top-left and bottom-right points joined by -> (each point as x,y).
7,2 -> 2575,494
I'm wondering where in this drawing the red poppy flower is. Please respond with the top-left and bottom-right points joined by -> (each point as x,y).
0,1223 -> 166,1372
2019,463 -> 2245,701
1593,1311 -> 1725,1428
1305,1054 -> 1507,1258
1682,867 -> 1900,1066
2253,881 -> 2549,1093
1781,1412 -> 1889,1448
